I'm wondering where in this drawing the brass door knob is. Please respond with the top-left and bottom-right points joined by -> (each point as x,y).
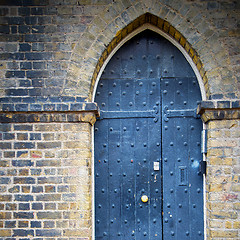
141,195 -> 148,203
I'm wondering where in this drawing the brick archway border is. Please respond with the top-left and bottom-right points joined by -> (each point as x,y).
90,13 -> 208,101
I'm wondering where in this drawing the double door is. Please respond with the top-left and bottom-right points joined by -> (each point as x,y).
94,30 -> 204,239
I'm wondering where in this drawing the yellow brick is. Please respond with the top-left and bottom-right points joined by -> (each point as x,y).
211,211 -> 238,219
209,219 -> 225,228
56,220 -> 69,228
34,124 -> 61,132
232,175 -> 239,183
157,18 -> 164,29
233,203 -> 240,210
208,129 -> 222,138
45,151 -> 55,158
57,168 -> 69,175
210,202 -> 233,211
189,48 -> 195,58
208,183 -> 223,192
224,167 -> 232,174
163,21 -> 170,32
77,218 -> 90,228
63,141 -> 89,149
0,230 -> 11,237
210,230 -> 238,238
207,148 -> 223,157
209,120 -> 238,129
209,157 -> 233,166
58,203 -> 69,210
30,151 -> 42,158
208,192 -> 230,201
208,139 -> 237,148
179,36 -> 187,47
168,26 -> 175,37
233,221 -> 240,229
224,148 -> 233,156
63,229 -> 90,237
231,128 -> 240,137
232,184 -> 240,192
225,220 -> 232,229
193,55 -> 198,64
76,200 -> 91,210
0,62 -> 6,69
63,123 -> 89,132
56,133 -> 68,140
70,185 -> 77,192
63,211 -> 82,220
174,30 -> 181,41
70,203 -> 77,210
224,130 -> 231,138
197,60 -> 203,71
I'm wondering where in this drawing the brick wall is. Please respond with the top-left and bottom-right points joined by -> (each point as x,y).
0,122 -> 92,238
206,120 -> 240,239
0,0 -> 239,239
0,0 -> 239,100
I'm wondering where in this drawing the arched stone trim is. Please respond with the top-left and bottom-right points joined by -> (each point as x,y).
90,13 -> 208,101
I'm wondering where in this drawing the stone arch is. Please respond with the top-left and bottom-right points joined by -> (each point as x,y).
90,13 -> 207,101
68,1 -> 234,100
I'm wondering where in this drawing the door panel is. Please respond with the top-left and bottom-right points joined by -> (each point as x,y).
162,77 -> 203,239
95,78 -> 161,239
94,30 -> 203,239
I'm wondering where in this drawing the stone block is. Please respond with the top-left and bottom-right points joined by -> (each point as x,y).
36,194 -> 61,201
37,142 -> 61,149
37,176 -> 62,184
36,229 -> 61,237
18,220 -> 29,228
14,212 -> 34,219
12,160 -> 33,167
5,220 -> 16,228
0,194 -> 12,201
32,186 -> 43,193
3,133 -> 15,140
32,202 -> 43,210
15,195 -> 33,202
19,203 -> 30,210
13,229 -> 34,237
14,142 -> 35,149
14,177 -> 35,184
45,185 -> 55,192
31,221 -> 41,228
37,211 -> 62,219
0,177 -> 11,184
5,203 -> 16,210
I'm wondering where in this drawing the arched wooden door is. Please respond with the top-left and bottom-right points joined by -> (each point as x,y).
94,30 -> 204,239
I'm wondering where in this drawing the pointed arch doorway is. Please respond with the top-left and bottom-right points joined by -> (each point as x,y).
94,30 -> 204,239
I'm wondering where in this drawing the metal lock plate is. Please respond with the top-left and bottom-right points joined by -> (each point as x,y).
154,162 -> 160,171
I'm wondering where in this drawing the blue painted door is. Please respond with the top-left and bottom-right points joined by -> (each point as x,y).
94,30 -> 204,239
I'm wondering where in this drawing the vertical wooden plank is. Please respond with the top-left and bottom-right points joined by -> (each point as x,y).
162,77 -> 176,239
148,78 -> 162,239
95,78 -> 109,239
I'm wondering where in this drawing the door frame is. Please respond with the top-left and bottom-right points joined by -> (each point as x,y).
91,23 -> 207,239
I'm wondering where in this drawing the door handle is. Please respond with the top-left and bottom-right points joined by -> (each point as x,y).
141,195 -> 149,203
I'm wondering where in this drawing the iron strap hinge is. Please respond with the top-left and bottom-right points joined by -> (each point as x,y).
99,110 -> 156,120
163,106 -> 200,121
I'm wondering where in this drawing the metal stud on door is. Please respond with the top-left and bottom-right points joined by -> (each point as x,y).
94,30 -> 204,239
